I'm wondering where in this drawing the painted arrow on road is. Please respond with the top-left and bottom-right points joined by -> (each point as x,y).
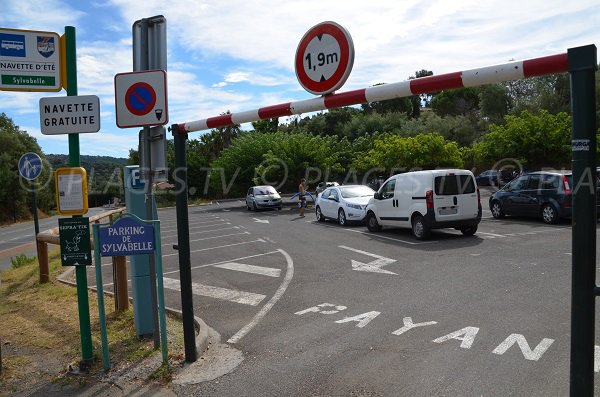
339,245 -> 397,275
253,218 -> 270,224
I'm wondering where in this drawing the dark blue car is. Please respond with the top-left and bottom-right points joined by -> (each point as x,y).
489,171 -> 574,224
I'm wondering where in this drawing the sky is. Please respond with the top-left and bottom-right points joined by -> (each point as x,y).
0,0 -> 598,158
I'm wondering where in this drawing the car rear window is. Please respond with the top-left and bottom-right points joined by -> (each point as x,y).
435,175 -> 475,195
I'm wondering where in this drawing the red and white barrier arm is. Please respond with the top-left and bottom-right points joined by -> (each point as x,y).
177,52 -> 567,133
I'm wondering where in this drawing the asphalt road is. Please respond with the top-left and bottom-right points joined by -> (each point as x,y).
3,194 -> 600,395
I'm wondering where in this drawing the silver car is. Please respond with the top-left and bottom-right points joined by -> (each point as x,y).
246,185 -> 282,211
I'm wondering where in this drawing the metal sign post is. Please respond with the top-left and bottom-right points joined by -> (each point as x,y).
568,44 -> 597,397
63,25 -> 94,371
93,213 -> 168,371
130,15 -> 167,350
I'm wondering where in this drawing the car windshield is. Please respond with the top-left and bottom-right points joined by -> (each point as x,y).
339,186 -> 375,198
255,186 -> 277,195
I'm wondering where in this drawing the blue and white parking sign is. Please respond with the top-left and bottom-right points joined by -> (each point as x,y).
18,152 -> 42,180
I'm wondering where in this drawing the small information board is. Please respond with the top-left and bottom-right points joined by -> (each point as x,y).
55,167 -> 88,215
59,217 -> 92,266
98,216 -> 155,257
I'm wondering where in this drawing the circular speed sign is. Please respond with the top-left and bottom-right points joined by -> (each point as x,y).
295,21 -> 355,95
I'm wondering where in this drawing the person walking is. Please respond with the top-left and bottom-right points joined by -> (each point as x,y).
298,178 -> 307,217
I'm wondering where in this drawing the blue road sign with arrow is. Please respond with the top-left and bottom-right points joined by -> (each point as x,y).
18,152 -> 42,180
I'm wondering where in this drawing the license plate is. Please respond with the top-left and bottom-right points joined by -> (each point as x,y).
438,207 -> 457,215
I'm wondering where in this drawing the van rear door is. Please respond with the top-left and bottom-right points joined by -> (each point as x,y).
433,172 -> 479,222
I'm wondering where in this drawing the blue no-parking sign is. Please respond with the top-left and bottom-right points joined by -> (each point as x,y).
18,152 -> 42,180
114,70 -> 168,128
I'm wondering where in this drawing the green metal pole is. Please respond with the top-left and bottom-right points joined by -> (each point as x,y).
172,123 -> 197,362
92,224 -> 110,371
153,221 -> 169,364
65,25 -> 93,366
568,44 -> 597,397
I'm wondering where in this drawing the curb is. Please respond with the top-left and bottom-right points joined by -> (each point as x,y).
57,268 -> 209,358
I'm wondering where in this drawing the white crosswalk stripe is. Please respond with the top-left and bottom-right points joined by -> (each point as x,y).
163,277 -> 266,306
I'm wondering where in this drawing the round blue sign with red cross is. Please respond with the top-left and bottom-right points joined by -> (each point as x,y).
125,82 -> 157,116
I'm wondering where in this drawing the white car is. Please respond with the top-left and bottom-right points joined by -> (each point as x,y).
315,185 -> 375,225
246,185 -> 282,211
365,169 -> 481,239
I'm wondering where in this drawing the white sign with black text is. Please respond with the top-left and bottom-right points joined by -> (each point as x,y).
39,95 -> 100,135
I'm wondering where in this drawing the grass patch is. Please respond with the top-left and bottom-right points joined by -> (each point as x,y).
9,254 -> 37,269
0,247 -> 185,395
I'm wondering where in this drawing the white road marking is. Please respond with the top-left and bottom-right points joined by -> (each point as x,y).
432,327 -> 480,349
162,232 -> 250,246
342,228 -> 434,245
161,223 -> 232,238
162,277 -> 265,306
478,232 -> 506,238
252,218 -> 270,224
163,239 -> 265,257
228,249 -> 294,344
214,262 -> 281,277
492,334 -> 555,361
339,245 -> 397,274
162,250 -> 281,276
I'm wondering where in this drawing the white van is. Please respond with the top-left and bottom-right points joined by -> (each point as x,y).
365,169 -> 481,239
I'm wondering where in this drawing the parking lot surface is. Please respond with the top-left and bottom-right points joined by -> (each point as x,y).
73,197 -> 600,395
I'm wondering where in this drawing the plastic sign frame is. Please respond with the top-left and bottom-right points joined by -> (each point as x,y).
55,167 -> 88,215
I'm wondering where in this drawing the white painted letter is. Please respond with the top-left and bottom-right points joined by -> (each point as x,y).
295,303 -> 347,315
392,317 -> 437,336
335,311 -> 381,328
432,327 -> 479,349
492,333 -> 554,361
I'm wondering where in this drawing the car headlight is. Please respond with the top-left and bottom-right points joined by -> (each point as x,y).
346,203 -> 364,210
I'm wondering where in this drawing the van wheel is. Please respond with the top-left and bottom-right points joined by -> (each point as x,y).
490,201 -> 504,219
412,215 -> 431,240
316,206 -> 324,222
338,209 -> 347,226
541,204 -> 558,224
460,225 -> 478,236
366,212 -> 382,232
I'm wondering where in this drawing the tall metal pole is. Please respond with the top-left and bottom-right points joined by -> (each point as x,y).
65,25 -> 93,367
139,18 -> 161,349
568,44 -> 597,397
172,123 -> 197,362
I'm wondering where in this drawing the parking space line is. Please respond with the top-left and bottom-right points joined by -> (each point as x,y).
214,262 -> 281,277
228,248 -> 294,344
478,232 -> 506,238
163,250 -> 280,276
162,231 -> 251,246
163,239 -> 265,257
161,223 -> 232,238
342,228 -> 434,245
162,277 -> 266,306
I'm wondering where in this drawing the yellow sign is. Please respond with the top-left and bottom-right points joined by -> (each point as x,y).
55,167 -> 88,215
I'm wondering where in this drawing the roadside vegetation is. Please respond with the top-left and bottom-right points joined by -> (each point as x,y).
0,248 -> 184,395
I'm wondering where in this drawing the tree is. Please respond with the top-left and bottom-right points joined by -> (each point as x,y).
479,84 -> 511,124
352,133 -> 463,172
430,87 -> 480,117
0,113 -> 52,223
472,110 -> 573,169
252,117 -> 279,133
